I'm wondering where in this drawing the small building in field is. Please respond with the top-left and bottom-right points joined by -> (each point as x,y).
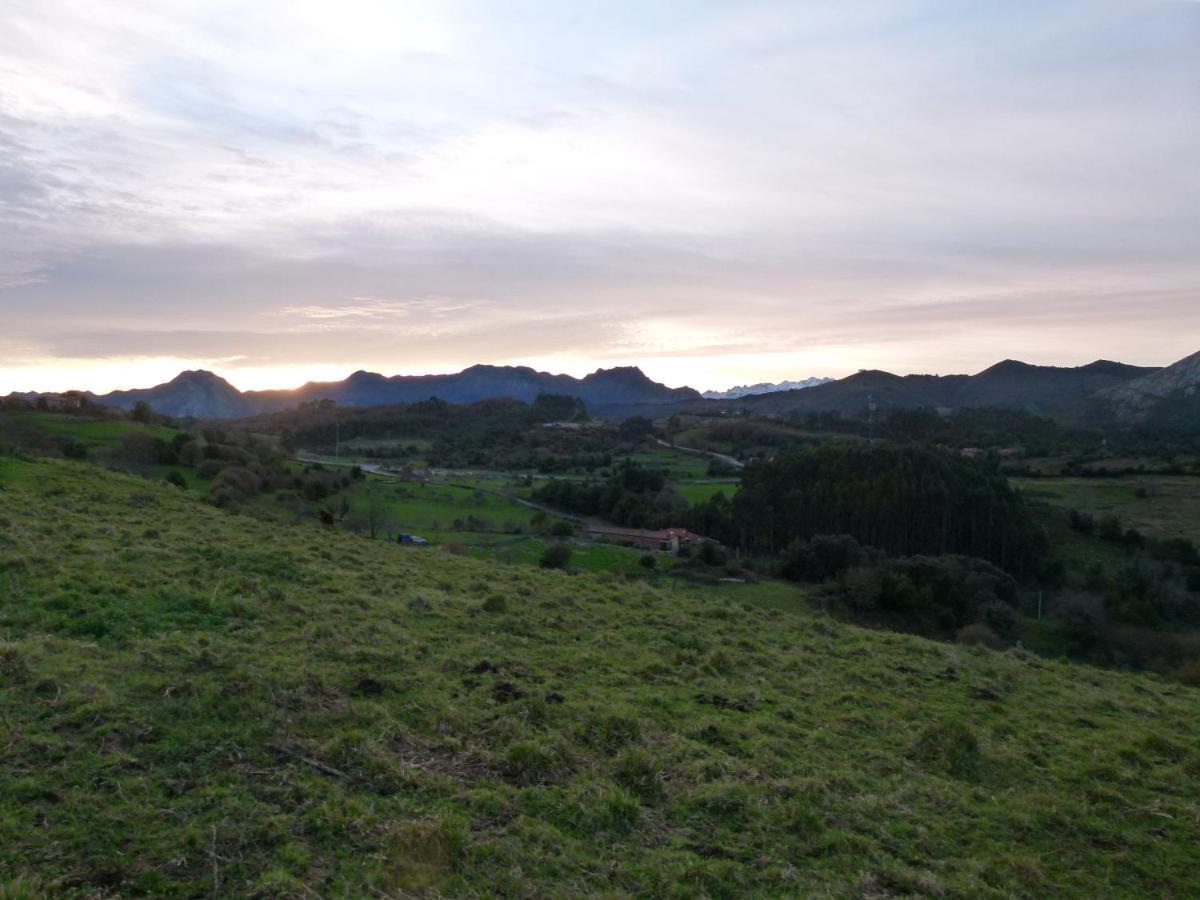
587,524 -> 706,553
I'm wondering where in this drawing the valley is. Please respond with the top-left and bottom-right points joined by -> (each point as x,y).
3,355 -> 1200,897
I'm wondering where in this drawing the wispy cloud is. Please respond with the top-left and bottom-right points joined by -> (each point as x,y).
1,0 -> 1198,392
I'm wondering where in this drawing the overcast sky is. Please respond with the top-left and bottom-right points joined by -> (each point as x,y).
1,0 -> 1198,393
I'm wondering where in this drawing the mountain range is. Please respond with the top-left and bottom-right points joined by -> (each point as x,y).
14,351 -> 1199,427
701,377 -> 833,399
93,365 -> 701,419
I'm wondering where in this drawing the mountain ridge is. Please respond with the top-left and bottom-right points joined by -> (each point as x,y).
89,365 -> 702,419
18,352 -> 1195,424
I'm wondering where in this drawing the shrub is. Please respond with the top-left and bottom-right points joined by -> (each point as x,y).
909,721 -> 981,780
638,553 -> 657,570
697,541 -> 726,567
1067,509 -> 1096,535
982,601 -> 1019,637
539,543 -> 572,569
956,622 -> 1005,650
481,594 -> 508,613
196,459 -> 226,480
209,467 -> 261,501
166,470 -> 187,489
781,534 -> 873,582
1169,659 -> 1200,687
1098,514 -> 1124,543
504,739 -> 568,784
612,747 -> 664,804
550,520 -> 575,537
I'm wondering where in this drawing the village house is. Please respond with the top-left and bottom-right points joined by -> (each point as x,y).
586,524 -> 705,553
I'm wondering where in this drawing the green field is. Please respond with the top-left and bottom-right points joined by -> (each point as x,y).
618,446 -> 712,479
335,478 -> 540,544
1014,476 -> 1200,543
674,480 -> 740,504
2,457 -> 1199,896
1,411 -> 178,452
472,537 -> 684,574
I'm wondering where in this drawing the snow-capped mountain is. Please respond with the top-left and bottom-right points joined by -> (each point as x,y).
702,377 -> 833,400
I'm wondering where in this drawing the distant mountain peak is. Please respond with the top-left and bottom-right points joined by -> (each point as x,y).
92,362 -> 697,419
702,377 -> 833,400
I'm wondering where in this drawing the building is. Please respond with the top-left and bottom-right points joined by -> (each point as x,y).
586,524 -> 705,553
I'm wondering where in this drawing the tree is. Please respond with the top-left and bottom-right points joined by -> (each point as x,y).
539,543 -> 572,569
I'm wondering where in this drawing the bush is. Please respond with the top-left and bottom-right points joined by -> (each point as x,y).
909,721 -> 981,780
539,543 -> 572,569
481,594 -> 508,613
982,600 -> 1019,638
837,554 -> 1018,636
956,622 -> 1005,650
196,459 -> 226,480
550,520 -> 575,537
1098,514 -> 1124,543
638,553 -> 657,570
209,467 -> 262,501
1068,509 -> 1096,535
165,470 -> 187,489
1169,659 -> 1200,687
780,534 -> 873,582
697,541 -> 726,567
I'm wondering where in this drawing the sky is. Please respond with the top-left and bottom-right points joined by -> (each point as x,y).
1,0 -> 1198,394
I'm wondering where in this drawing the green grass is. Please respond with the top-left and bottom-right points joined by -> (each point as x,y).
1,411 -> 177,452
1013,476 -> 1200,543
473,538 -> 684,575
330,478 -> 540,543
674,480 -> 740,504
3,457 -> 1200,896
619,447 -> 711,479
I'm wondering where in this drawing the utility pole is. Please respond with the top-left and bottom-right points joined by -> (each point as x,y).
868,394 -> 877,446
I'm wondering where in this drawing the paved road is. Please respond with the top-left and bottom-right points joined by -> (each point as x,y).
655,438 -> 744,470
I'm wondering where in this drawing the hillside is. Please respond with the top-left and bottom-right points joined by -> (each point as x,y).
2,459 -> 1198,896
1092,350 -> 1200,426
955,359 -> 1159,414
92,366 -> 700,419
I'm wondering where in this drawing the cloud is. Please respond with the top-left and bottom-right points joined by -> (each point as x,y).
1,0 -> 1198,391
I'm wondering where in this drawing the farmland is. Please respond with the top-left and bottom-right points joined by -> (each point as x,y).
1013,476 -> 1200,543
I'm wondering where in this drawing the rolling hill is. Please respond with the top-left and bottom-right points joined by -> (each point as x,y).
1,457 -> 1198,895
623,358 -> 1170,422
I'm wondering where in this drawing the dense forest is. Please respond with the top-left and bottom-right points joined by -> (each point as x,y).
243,394 -> 636,471
533,461 -> 685,528
687,444 -> 1046,576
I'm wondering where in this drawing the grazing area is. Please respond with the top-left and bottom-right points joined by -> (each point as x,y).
1014,476 -> 1200,544
2,457 -> 1199,897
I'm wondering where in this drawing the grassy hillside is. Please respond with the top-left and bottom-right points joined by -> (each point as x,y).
1014,476 -> 1200,543
2,458 -> 1199,897
0,411 -> 178,455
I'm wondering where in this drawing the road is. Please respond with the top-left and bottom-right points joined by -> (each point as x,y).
294,456 -> 578,522
655,438 -> 744,470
